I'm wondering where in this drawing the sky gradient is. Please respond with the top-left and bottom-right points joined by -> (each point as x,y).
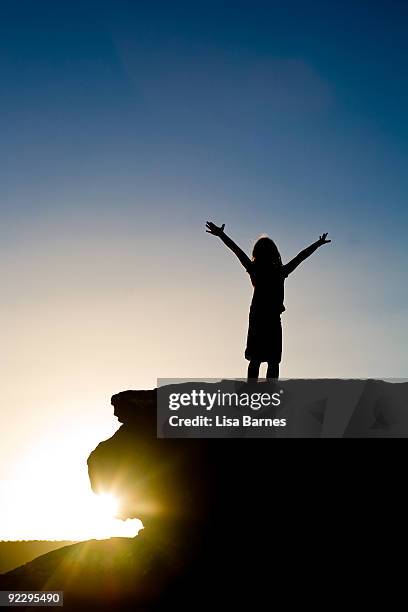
1,0 -> 407,538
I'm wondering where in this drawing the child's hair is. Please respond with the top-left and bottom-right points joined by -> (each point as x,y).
252,236 -> 282,267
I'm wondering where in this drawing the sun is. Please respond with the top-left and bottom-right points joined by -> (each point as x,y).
95,493 -> 119,519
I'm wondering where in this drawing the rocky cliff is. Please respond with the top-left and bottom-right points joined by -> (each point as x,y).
87,378 -> 408,528
88,379 -> 408,519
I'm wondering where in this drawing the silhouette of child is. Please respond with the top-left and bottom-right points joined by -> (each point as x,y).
206,222 -> 331,381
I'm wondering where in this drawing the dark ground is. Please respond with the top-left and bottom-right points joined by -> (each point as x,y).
0,541 -> 77,574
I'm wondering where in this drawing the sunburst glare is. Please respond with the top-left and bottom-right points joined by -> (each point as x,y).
0,425 -> 143,541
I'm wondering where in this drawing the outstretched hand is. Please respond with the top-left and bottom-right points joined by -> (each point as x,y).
318,232 -> 331,245
206,221 -> 225,236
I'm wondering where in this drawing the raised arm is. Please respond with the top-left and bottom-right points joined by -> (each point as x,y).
206,221 -> 252,270
284,233 -> 331,276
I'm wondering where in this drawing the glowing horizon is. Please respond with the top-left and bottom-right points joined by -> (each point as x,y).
0,420 -> 142,541
0,473 -> 142,542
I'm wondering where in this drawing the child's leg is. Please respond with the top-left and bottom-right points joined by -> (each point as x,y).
247,360 -> 261,382
266,361 -> 279,380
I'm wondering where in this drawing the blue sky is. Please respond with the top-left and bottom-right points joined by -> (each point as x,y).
1,0 -> 407,378
1,1 -> 407,234
0,1 -> 407,536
